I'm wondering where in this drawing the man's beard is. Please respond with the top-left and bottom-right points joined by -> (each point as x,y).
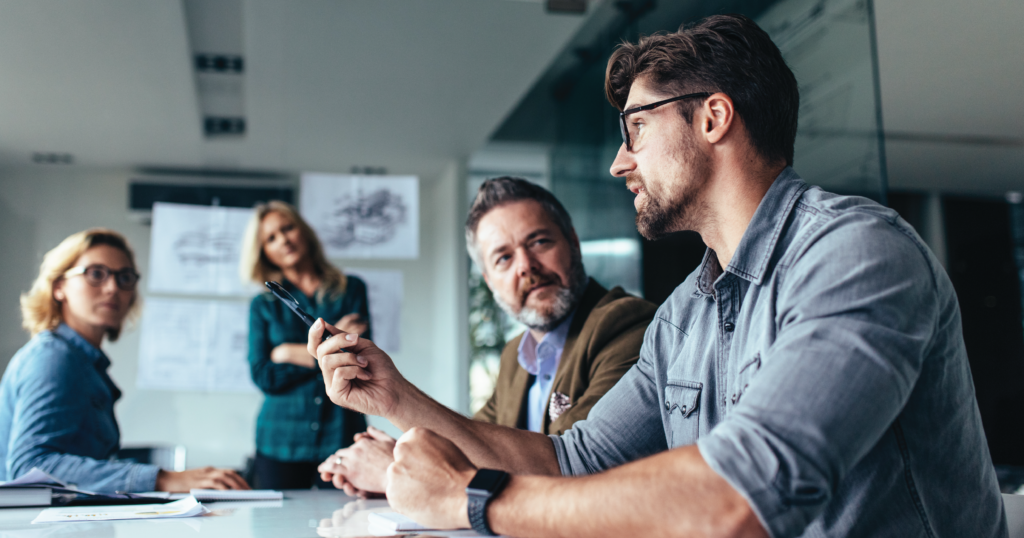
492,251 -> 588,333
630,131 -> 712,240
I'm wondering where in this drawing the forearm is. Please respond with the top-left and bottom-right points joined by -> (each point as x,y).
487,445 -> 766,538
391,385 -> 560,476
13,449 -> 158,493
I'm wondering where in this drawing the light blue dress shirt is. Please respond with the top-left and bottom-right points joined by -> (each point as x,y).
0,323 -> 159,493
517,311 -> 575,432
550,169 -> 1006,537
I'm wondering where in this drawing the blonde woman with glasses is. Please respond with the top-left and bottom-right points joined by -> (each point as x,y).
240,201 -> 370,489
0,228 -> 249,493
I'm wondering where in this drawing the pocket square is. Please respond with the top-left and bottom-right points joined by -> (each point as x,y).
549,391 -> 572,422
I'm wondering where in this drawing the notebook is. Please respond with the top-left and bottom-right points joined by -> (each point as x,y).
189,489 -> 283,501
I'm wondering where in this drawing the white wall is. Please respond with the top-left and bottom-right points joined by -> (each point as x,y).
0,164 -> 468,469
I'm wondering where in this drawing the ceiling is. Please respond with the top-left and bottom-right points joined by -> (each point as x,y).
875,0 -> 1024,195
0,0 -> 594,179
0,0 -> 1019,195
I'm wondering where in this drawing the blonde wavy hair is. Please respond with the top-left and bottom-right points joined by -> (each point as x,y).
20,228 -> 141,341
239,200 -> 346,298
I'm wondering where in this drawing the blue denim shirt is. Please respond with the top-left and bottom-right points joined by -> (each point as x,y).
551,169 -> 1006,537
0,324 -> 159,493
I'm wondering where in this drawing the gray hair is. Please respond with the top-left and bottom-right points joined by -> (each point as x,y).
465,177 -> 576,269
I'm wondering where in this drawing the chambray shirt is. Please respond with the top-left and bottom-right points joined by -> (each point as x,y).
248,277 -> 369,462
0,324 -> 159,493
517,311 -> 574,432
550,169 -> 1006,538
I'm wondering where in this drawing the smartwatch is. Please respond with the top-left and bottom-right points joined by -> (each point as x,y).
466,468 -> 510,536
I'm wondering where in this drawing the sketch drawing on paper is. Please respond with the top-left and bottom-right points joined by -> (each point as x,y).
148,203 -> 258,296
323,189 -> 408,249
173,230 -> 239,264
301,174 -> 419,259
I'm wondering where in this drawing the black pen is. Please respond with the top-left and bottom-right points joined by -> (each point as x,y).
264,281 -> 351,351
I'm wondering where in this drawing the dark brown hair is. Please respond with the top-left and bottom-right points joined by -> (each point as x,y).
605,14 -> 799,166
465,177 -> 575,268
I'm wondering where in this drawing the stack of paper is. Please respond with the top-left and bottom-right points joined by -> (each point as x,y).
31,496 -> 208,523
190,489 -> 282,501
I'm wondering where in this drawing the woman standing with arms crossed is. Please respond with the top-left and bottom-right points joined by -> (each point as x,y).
0,228 -> 248,492
240,201 -> 370,489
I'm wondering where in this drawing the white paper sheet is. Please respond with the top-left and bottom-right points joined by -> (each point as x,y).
32,496 -> 207,523
345,269 -> 402,353
136,297 -> 256,393
300,174 -> 419,259
148,202 -> 259,296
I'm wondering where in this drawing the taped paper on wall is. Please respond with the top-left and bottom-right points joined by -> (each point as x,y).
136,297 -> 256,393
345,268 -> 402,353
148,202 -> 259,296
300,174 -> 419,259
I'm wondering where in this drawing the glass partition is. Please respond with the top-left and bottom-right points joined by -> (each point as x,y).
468,0 -> 888,411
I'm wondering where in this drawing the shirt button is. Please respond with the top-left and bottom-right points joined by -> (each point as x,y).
544,375 -> 551,381
310,422 -> 320,431
724,322 -> 735,332
314,397 -> 323,405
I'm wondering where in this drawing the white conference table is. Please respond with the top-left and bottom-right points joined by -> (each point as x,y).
0,490 -> 493,538
2,490 -> 1022,537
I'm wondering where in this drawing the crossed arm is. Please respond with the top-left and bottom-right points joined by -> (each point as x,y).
306,320 -> 766,538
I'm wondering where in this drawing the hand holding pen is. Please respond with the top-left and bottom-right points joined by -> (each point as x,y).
307,316 -> 410,420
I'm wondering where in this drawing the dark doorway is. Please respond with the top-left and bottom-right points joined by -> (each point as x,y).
944,195 -> 1024,466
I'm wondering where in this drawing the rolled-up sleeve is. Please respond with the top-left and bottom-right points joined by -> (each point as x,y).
697,216 -> 937,537
549,337 -> 668,476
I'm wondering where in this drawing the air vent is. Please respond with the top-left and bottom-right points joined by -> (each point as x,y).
184,0 -> 246,138
546,0 -> 586,14
31,152 -> 74,165
204,116 -> 246,136
194,54 -> 244,73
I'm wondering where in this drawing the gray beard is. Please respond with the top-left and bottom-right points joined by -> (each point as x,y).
493,254 -> 588,333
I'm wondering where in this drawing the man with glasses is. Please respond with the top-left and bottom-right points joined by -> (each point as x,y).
309,14 -> 1004,537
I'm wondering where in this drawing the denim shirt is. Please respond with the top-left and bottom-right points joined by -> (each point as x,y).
550,169 -> 1006,538
0,324 -> 159,493
517,311 -> 574,432
248,276 -> 369,462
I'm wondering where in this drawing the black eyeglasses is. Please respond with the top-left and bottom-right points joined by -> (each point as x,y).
618,92 -> 713,152
64,264 -> 141,291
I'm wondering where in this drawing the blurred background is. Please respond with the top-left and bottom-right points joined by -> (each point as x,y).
0,0 -> 1022,485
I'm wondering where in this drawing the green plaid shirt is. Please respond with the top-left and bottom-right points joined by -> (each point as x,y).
248,277 -> 369,462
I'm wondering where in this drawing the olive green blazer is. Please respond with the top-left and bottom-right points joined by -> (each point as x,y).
473,280 -> 657,435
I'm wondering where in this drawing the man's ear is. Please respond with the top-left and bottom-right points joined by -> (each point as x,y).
702,92 -> 735,145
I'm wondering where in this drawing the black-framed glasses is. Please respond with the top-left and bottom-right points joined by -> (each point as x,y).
64,264 -> 141,291
618,92 -> 713,152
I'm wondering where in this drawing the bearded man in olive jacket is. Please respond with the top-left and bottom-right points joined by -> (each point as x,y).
316,177 -> 655,495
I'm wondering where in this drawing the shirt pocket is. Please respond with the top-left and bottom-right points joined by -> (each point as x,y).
664,381 -> 702,447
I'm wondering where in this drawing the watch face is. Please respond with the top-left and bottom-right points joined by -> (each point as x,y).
467,469 -> 508,495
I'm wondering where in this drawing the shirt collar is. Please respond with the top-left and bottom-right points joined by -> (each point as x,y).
516,309 -> 576,375
54,322 -> 111,370
694,167 -> 808,296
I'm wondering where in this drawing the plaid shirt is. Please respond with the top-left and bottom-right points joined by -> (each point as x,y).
248,277 -> 369,462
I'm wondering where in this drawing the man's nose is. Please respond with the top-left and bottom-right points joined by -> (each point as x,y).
514,249 -> 537,276
609,143 -> 635,178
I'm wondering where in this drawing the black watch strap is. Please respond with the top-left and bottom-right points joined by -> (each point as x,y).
468,492 -> 497,535
466,469 -> 510,536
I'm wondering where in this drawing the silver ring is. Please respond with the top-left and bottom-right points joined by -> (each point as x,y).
334,456 -> 343,465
